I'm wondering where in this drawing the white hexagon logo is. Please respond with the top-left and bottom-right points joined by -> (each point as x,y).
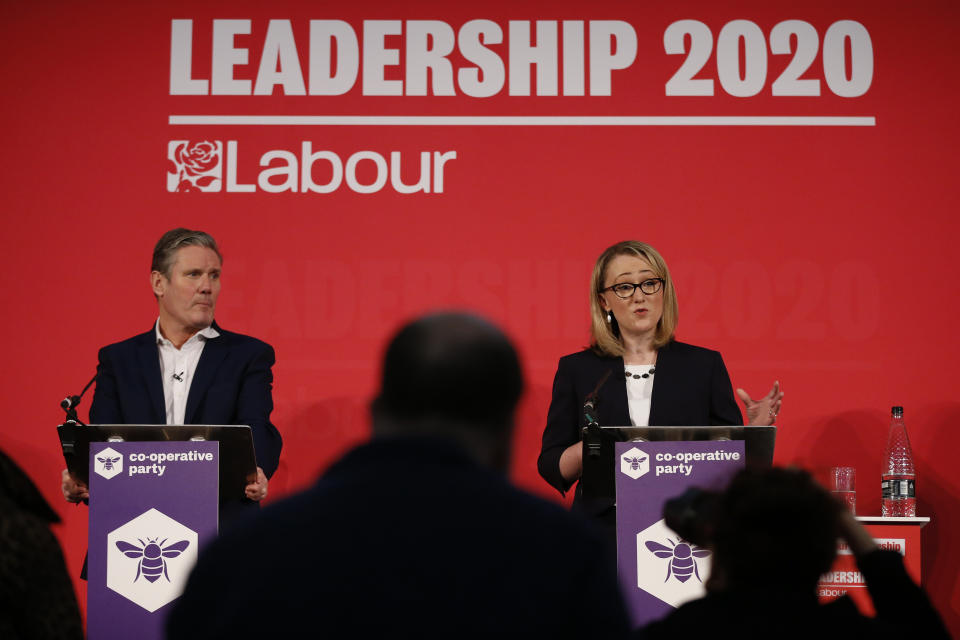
93,447 -> 123,480
635,518 -> 712,608
107,508 -> 198,612
620,446 -> 650,479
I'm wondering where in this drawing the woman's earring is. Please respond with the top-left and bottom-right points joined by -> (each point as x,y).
606,311 -> 613,324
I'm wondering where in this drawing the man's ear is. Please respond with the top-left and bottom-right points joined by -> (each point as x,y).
151,270 -> 167,298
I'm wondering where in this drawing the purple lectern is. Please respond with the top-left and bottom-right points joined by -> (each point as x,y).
57,422 -> 259,639
581,424 -> 775,628
614,439 -> 744,626
86,440 -> 218,640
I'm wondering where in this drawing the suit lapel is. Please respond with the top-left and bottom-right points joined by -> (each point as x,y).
136,330 -> 166,424
185,331 -> 228,424
649,340 -> 673,425
599,356 -> 629,426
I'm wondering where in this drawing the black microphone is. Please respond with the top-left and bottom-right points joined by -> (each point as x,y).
582,370 -> 612,459
172,371 -> 184,382
583,370 -> 612,426
61,371 -> 97,425
61,372 -> 97,411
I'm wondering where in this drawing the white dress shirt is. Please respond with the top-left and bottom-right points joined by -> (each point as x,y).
624,364 -> 655,427
155,320 -> 220,425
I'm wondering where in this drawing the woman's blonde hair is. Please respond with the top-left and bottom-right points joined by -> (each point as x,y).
589,241 -> 678,356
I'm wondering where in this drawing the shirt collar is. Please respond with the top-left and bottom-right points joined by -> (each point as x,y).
155,319 -> 220,347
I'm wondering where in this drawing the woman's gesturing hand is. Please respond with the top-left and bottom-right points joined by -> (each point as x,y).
736,381 -> 783,426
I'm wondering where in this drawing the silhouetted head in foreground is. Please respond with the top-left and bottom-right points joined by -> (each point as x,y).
372,312 -> 524,471
667,467 -> 843,594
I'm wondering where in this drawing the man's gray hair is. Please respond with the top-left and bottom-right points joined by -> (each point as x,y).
151,228 -> 222,278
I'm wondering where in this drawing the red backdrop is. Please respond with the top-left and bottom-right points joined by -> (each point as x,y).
1,0 -> 958,634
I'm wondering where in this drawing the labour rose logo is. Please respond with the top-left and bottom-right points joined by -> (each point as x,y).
167,140 -> 223,192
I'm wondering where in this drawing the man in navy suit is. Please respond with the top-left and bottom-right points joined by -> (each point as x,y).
61,228 -> 282,519
167,313 -> 630,639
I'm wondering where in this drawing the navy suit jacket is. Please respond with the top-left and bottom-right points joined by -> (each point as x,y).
537,340 -> 742,516
89,323 -> 282,480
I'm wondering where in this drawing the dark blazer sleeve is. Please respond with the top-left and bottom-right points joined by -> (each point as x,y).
537,357 -> 580,495
708,351 -> 744,426
237,341 -> 282,478
88,346 -> 121,425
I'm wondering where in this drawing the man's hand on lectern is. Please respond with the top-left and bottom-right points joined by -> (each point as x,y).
61,468 -> 89,503
245,466 -> 268,502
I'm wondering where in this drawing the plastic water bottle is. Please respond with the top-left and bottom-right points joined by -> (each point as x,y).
881,406 -> 916,517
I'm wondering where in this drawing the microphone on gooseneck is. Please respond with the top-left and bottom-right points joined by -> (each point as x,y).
582,370 -> 612,459
61,371 -> 98,424
583,370 -> 612,426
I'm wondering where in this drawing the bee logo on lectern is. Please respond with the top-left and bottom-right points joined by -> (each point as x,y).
116,537 -> 191,583
93,447 -> 123,479
645,538 -> 711,583
97,456 -> 121,471
620,446 -> 650,479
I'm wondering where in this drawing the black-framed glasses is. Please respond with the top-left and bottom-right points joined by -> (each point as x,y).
600,278 -> 664,299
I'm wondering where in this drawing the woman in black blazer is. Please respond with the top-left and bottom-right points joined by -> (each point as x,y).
537,241 -> 783,522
